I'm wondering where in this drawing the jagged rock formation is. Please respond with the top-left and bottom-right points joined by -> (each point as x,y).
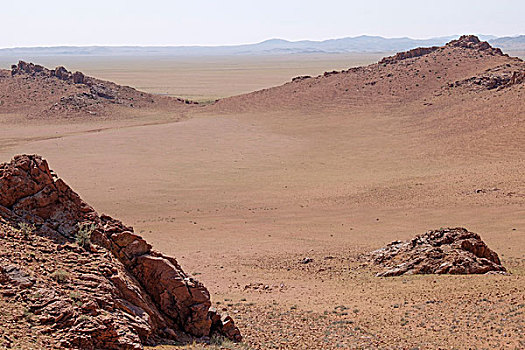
370,228 -> 506,277
0,155 -> 241,349
379,35 -> 505,65
451,63 -> 525,90
379,46 -> 440,65
12,61 -> 86,85
447,35 -> 505,56
291,75 -> 311,82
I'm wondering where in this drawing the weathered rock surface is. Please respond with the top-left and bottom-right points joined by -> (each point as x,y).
0,154 -> 241,349
370,227 -> 506,277
451,63 -> 525,90
447,35 -> 505,56
11,61 -> 85,84
379,35 -> 505,65
0,264 -> 35,288
291,75 -> 312,82
379,46 -> 440,65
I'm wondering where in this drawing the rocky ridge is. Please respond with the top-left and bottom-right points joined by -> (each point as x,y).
0,155 -> 240,349
369,227 -> 507,277
1,61 -> 196,118
378,46 -> 440,65
11,61 -> 87,84
379,35 -> 505,65
216,35 -> 524,113
10,61 -> 145,109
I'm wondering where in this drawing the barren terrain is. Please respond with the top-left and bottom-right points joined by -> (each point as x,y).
1,36 -> 524,349
0,53 -> 386,102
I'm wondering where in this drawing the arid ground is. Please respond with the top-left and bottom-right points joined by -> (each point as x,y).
0,53 -> 386,102
1,39 -> 524,349
1,52 -> 522,102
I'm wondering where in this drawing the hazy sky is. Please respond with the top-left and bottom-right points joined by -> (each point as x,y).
1,0 -> 523,48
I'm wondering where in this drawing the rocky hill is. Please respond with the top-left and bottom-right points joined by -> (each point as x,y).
0,155 -> 241,349
0,61 -> 196,119
211,35 -> 525,113
2,36 -> 522,121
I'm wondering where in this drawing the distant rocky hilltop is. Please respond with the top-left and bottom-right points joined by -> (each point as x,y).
11,61 -> 88,84
0,155 -> 241,349
213,35 -> 524,113
2,36 -> 523,120
379,35 -> 505,64
376,35 -> 524,90
0,61 -> 195,119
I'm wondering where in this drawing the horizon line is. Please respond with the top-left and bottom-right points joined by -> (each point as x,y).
0,33 -> 523,51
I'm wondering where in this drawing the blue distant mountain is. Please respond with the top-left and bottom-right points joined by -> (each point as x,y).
0,34 -> 522,57
490,35 -> 525,51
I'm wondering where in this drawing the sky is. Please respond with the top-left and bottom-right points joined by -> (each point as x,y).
1,0 -> 523,48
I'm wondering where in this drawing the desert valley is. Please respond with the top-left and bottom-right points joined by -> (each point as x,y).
0,35 -> 524,350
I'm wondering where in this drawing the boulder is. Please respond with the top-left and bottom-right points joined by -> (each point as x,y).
90,84 -> 116,99
53,66 -> 72,80
72,71 -> 85,84
0,264 -> 35,288
370,227 -> 506,277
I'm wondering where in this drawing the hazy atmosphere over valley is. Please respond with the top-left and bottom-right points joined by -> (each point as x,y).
0,1 -> 523,349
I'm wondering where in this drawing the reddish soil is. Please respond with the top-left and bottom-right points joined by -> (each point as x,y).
1,35 -> 524,349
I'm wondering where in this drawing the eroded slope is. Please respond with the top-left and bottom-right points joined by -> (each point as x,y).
211,36 -> 524,113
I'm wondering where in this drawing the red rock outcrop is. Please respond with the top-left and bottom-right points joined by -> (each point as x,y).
370,227 -> 506,277
446,35 -> 505,56
379,46 -> 440,65
72,71 -> 85,84
451,63 -> 525,90
291,75 -> 312,82
11,61 -> 84,84
0,155 -> 241,349
379,35 -> 505,65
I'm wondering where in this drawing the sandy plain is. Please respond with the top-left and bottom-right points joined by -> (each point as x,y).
0,53 -> 422,102
1,51 -> 522,102
0,48 -> 524,349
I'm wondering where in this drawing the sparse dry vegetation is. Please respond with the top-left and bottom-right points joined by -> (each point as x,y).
76,222 -> 95,249
0,36 -> 524,349
51,269 -> 69,283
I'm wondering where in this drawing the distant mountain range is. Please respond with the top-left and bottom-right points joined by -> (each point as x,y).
490,35 -> 525,51
0,35 -> 523,57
